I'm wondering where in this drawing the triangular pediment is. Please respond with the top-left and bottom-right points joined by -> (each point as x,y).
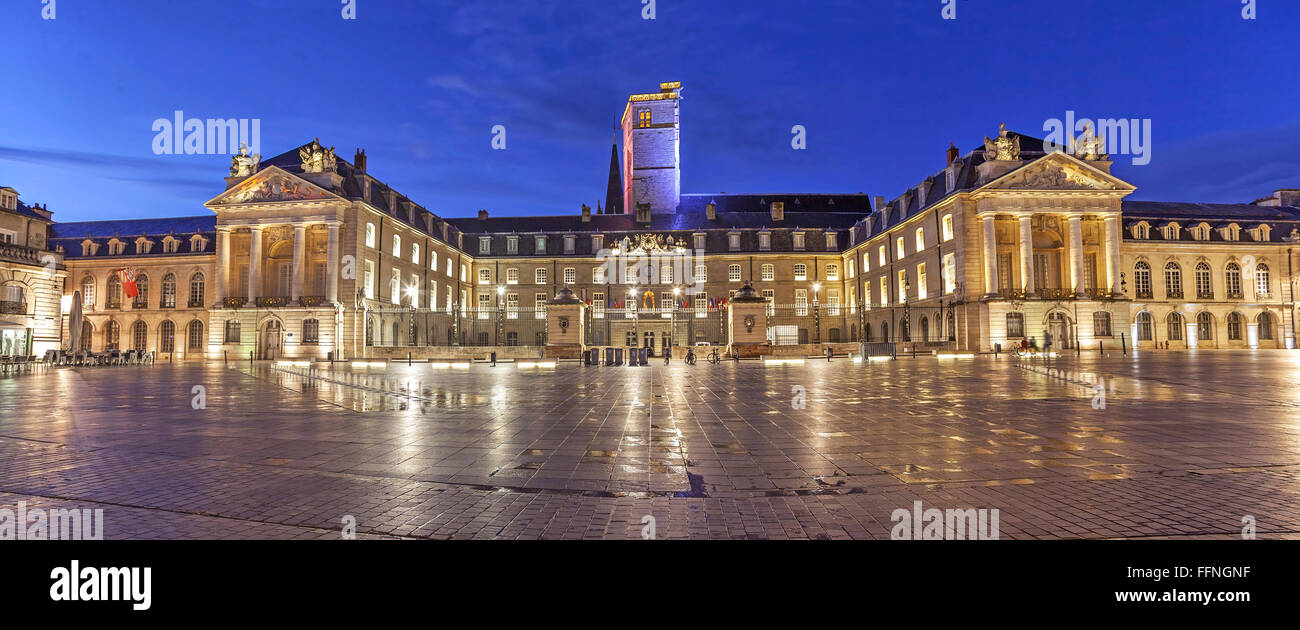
986,153 -> 1135,192
205,166 -> 339,207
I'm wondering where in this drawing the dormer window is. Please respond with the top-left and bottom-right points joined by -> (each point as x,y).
107,239 -> 125,255
162,236 -> 179,253
1162,222 -> 1180,240
1220,223 -> 1241,241
826,232 -> 838,249
1131,222 -> 1151,239
479,236 -> 492,254
792,231 -> 805,251
506,236 -> 519,255
592,234 -> 604,252
1192,223 -> 1211,241
758,231 -> 771,251
564,235 -> 575,254
190,234 -> 207,251
81,240 -> 97,256
1253,224 -> 1272,242
728,232 -> 740,251
535,235 -> 547,253
135,237 -> 153,254
693,233 -> 706,251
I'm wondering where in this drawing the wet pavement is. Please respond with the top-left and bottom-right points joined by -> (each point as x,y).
2,351 -> 1300,539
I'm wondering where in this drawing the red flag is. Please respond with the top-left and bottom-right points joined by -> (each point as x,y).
115,267 -> 139,298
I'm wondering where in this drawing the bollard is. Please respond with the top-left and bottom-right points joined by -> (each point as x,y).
408,352 -> 412,366
1120,333 -> 1127,356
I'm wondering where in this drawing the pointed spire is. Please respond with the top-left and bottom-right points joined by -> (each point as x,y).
604,133 -> 623,214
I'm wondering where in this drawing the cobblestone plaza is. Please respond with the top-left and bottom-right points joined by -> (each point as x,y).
2,352 -> 1298,540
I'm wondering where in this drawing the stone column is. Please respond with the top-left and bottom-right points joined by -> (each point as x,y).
248,225 -> 263,304
326,222 -> 340,304
215,227 -> 230,304
1018,215 -> 1034,295
1104,216 -> 1122,293
982,215 -> 999,295
1068,215 -> 1084,295
292,223 -> 306,303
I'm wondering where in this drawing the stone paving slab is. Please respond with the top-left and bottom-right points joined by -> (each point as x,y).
1,352 -> 1299,539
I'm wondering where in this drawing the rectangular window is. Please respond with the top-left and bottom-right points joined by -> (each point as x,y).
825,264 -> 839,281
430,250 -> 437,271
535,293 -> 547,319
942,215 -> 954,241
896,236 -> 906,259
430,280 -> 437,311
915,227 -> 925,251
535,268 -> 547,284
694,264 -> 706,283
390,269 -> 400,305
761,264 -> 774,281
728,265 -> 741,282
506,237 -> 518,255
864,281 -> 872,310
364,260 -> 375,299
878,246 -> 887,267
593,292 -> 605,318
564,268 -> 576,285
898,270 -> 908,303
827,289 -> 840,316
506,268 -> 519,284
479,237 -> 491,254
1084,253 -> 1098,290
879,275 -> 888,306
478,268 -> 491,285
943,253 -> 956,294
594,266 -> 606,284
661,292 -> 672,317
478,293 -> 491,318
592,234 -> 604,251
793,264 -> 807,281
762,289 -> 774,316
446,286 -> 453,314
392,235 -> 401,257
695,295 -> 707,318
795,289 -> 808,316
998,253 -> 1013,292
917,263 -> 927,300
848,260 -> 855,279
506,293 -> 518,319
412,243 -> 420,264
409,274 -> 419,308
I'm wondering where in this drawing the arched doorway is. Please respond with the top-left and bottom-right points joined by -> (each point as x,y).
1045,311 -> 1073,349
259,319 -> 284,360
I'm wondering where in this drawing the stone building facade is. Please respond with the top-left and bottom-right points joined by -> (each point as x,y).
9,82 -> 1295,359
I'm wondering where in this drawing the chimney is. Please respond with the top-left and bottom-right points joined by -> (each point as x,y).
581,203 -> 592,223
873,196 -> 886,213
946,142 -> 959,166
770,201 -> 785,221
706,202 -> 717,221
477,209 -> 489,220
354,149 -> 367,173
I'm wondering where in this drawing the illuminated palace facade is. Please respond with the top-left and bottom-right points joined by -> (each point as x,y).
4,82 -> 1295,360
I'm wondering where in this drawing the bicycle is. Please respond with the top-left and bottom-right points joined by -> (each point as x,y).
685,350 -> 697,365
706,349 -> 720,364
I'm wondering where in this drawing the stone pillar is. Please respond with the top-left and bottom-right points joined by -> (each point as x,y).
1186,321 -> 1198,349
248,225 -> 263,304
326,222 -> 340,304
292,223 -> 306,303
1247,322 -> 1259,349
545,288 -> 585,359
1104,216 -> 1122,293
216,227 -> 230,304
982,215 -> 999,295
1018,215 -> 1034,295
1068,215 -> 1084,295
727,283 -> 771,358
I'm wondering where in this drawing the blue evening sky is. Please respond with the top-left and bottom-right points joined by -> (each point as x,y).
1,0 -> 1297,222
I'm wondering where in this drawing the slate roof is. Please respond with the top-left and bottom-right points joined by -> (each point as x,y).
1121,201 -> 1300,222
50,216 -> 217,258
678,193 -> 871,214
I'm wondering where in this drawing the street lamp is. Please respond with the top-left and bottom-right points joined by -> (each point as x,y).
496,285 -> 505,346
671,286 -> 680,353
628,285 -> 639,348
812,283 -> 821,343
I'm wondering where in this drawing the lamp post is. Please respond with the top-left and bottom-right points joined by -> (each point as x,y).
628,285 -> 639,349
671,286 -> 680,355
812,282 -> 821,344
901,278 -> 911,343
495,285 -> 505,346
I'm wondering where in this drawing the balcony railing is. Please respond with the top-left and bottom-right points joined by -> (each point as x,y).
1034,288 -> 1074,300
1165,290 -> 1184,300
1136,290 -> 1153,300
0,300 -> 27,314
256,296 -> 289,307
105,299 -> 121,309
1196,291 -> 1214,300
222,296 -> 246,308
132,299 -> 148,309
1082,288 -> 1117,300
188,298 -> 204,308
1227,291 -> 1243,300
0,243 -> 45,266
299,295 -> 325,307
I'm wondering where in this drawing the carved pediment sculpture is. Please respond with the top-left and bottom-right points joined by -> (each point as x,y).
298,138 -> 337,174
1072,122 -> 1108,161
1006,164 -> 1115,190
983,123 -> 1021,161
229,142 -> 261,177
228,173 -> 330,204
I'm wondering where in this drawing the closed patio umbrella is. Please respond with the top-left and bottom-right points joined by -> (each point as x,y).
68,291 -> 82,351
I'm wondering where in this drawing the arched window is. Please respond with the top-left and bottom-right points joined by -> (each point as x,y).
365,223 -> 376,248
81,276 -> 96,308
105,321 -> 121,350
1163,262 -> 1182,299
159,320 -> 175,353
1194,262 -> 1211,298
1196,312 -> 1213,341
189,273 -> 205,307
80,321 -> 93,351
1166,312 -> 1183,341
302,319 -> 319,344
1133,262 -> 1151,298
1006,312 -> 1025,338
1256,264 -> 1271,296
1093,311 -> 1112,337
1258,312 -> 1274,340
134,273 -> 149,308
881,322 -> 889,342
161,273 -> 176,308
133,320 -> 148,350
1225,262 -> 1243,298
1135,312 -> 1153,341
106,275 -> 122,308
391,322 -> 400,345
224,320 -> 240,344
918,317 -> 928,342
188,321 -> 204,350
1227,313 -> 1243,340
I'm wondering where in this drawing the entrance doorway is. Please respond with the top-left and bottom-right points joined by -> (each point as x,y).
260,319 -> 283,360
1046,311 -> 1073,349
